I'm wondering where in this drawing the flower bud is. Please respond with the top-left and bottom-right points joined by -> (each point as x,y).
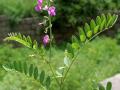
48,6 -> 56,16
43,35 -> 50,45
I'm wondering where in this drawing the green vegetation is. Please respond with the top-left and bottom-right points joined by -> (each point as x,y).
3,13 -> 117,90
0,0 -> 119,30
0,0 -> 37,25
0,37 -> 120,90
0,0 -> 119,89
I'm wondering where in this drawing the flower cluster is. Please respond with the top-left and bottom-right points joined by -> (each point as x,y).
35,0 -> 56,16
35,0 -> 56,46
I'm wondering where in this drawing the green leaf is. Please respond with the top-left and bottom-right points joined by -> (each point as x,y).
23,62 -> 28,75
84,23 -> 93,38
86,30 -> 92,38
45,76 -> 51,88
112,15 -> 118,26
90,19 -> 96,30
2,64 -> 13,71
33,40 -> 38,49
23,35 -> 27,42
67,43 -> 74,57
107,13 -> 112,21
40,71 -> 45,84
96,16 -> 102,25
64,56 -> 70,67
98,84 -> 105,90
106,82 -> 112,90
29,64 -> 33,77
34,67 -> 38,80
18,61 -> 22,72
101,14 -> 106,21
100,19 -> 106,31
72,36 -> 79,44
106,17 -> 113,28
84,23 -> 91,31
72,42 -> 79,49
106,13 -> 113,28
13,61 -> 18,70
94,25 -> 99,34
110,14 -> 118,26
78,27 -> 86,42
101,14 -> 107,28
27,36 -> 32,44
18,33 -> 22,39
5,63 -> 12,69
56,71 -> 62,77
80,35 -> 86,42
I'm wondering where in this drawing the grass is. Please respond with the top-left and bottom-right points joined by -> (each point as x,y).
0,37 -> 120,90
0,0 -> 38,26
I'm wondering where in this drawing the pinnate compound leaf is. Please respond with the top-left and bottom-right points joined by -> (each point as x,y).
3,61 -> 51,89
4,33 -> 39,50
76,13 -> 118,45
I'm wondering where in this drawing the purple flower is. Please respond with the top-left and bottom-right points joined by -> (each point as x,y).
38,0 -> 43,3
35,5 -> 42,11
35,0 -> 56,16
43,35 -> 50,45
35,0 -> 43,12
48,6 -> 56,16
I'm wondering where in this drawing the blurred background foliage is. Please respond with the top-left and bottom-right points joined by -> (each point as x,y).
0,0 -> 120,90
0,0 -> 120,30
0,0 -> 120,42
0,0 -> 36,20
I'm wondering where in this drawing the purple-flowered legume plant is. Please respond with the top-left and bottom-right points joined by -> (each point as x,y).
3,0 -> 118,90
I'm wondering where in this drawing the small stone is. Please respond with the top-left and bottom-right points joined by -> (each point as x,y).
101,74 -> 120,90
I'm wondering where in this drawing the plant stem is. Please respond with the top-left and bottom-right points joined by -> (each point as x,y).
45,0 -> 60,86
48,61 -> 60,85
41,53 -> 60,86
48,16 -> 60,86
49,16 -> 52,61
62,49 -> 80,82
59,65 -> 65,90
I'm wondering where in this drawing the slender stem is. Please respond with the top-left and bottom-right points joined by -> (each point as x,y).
47,61 -> 60,85
49,16 -> 52,61
47,0 -> 52,61
59,65 -> 65,90
38,50 -> 60,86
59,85 -> 63,90
45,0 -> 60,86
48,16 -> 60,86
62,49 -> 80,82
